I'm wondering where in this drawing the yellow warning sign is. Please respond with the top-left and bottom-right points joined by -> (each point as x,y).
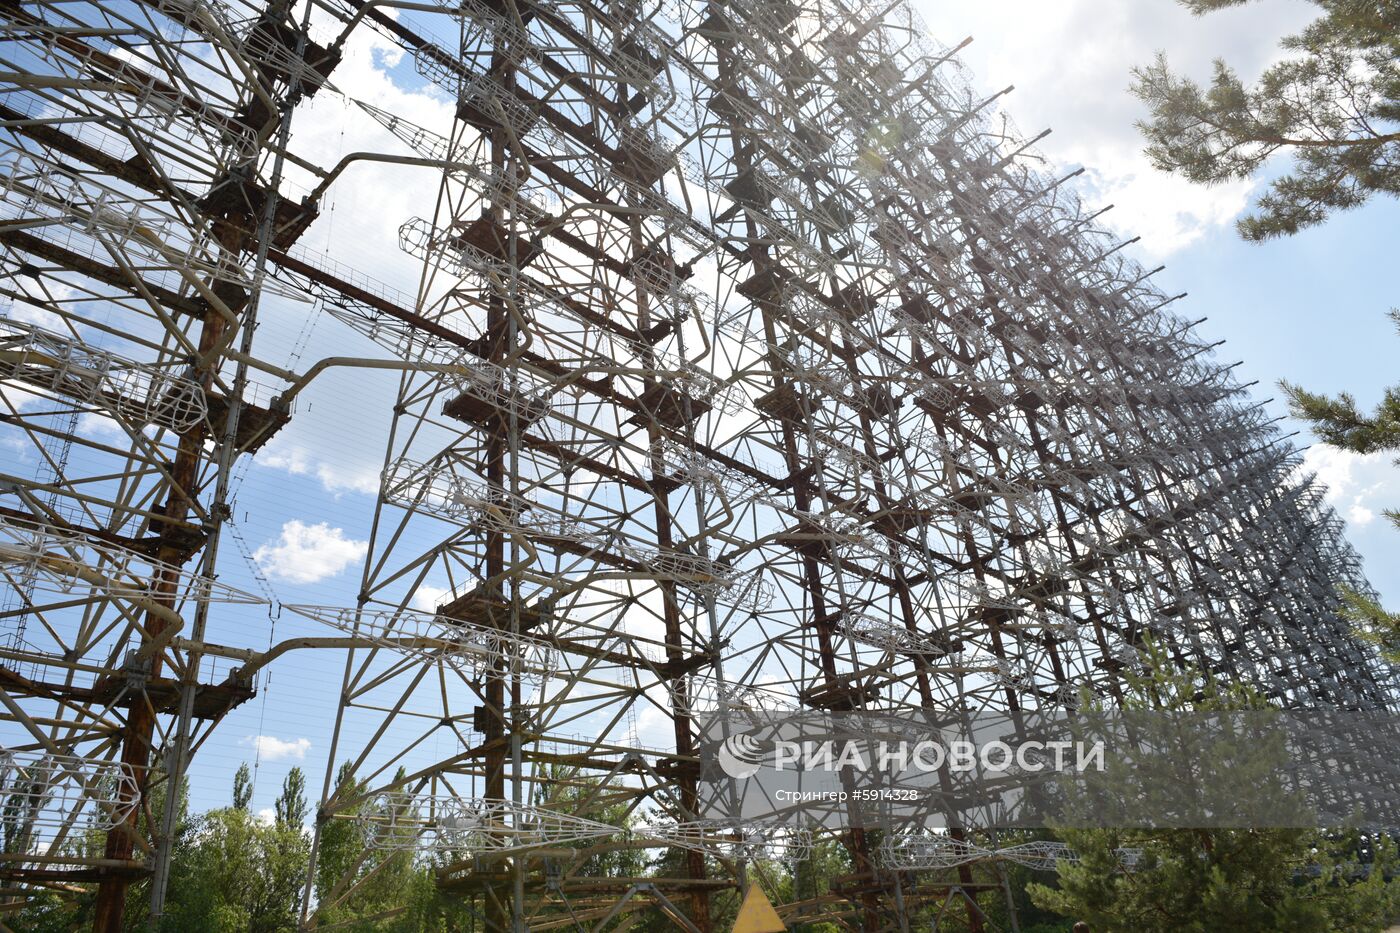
732,885 -> 786,933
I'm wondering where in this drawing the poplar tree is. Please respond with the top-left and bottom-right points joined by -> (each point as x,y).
274,767 -> 307,829
233,763 -> 253,812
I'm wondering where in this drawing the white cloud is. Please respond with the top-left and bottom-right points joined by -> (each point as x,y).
3,287 -> 74,330
411,584 -> 452,613
246,19 -> 456,498
633,703 -> 676,751
1348,503 -> 1376,527
924,0 -> 1318,257
259,444 -> 382,496
1,384 -> 46,414
255,807 -> 277,825
1074,158 -> 1254,257
1299,446 -> 1398,529
77,412 -> 124,439
253,520 -> 367,584
241,734 -> 312,761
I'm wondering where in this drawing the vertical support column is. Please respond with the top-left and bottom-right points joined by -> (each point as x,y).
91,303 -> 229,931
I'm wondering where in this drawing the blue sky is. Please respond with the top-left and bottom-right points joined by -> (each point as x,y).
157,0 -> 1400,819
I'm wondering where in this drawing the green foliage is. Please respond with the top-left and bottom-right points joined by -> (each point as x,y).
1281,309 -> 1400,650
275,766 -> 307,829
1281,377 -> 1400,456
1131,0 -> 1400,240
234,763 -> 253,812
1338,585 -> 1400,664
11,737 -> 1385,931
1028,648 -> 1400,932
789,838 -> 850,933
1032,825 -> 1398,933
309,765 -> 472,931
3,759 -> 465,933
1281,311 -> 1400,460
315,761 -> 369,908
158,805 -> 309,933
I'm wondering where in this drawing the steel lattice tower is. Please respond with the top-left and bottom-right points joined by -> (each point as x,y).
0,0 -> 1394,930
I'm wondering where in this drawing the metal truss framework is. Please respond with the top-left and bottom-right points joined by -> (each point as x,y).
0,0 -> 1394,931
879,836 -> 1142,874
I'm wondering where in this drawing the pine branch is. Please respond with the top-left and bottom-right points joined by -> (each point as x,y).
1132,3 -> 1400,239
1339,585 -> 1400,665
1279,378 -> 1400,455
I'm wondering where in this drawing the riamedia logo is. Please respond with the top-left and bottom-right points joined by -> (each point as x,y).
713,735 -> 1105,778
716,733 -> 765,778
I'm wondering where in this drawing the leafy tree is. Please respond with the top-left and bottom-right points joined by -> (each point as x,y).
145,758 -> 309,932
234,763 -> 254,812
1132,0 -> 1399,240
314,761 -> 368,909
158,804 -> 309,932
275,767 -> 307,829
308,765 -> 470,931
2,765 -> 46,857
788,837 -> 850,933
1027,647 -> 1400,932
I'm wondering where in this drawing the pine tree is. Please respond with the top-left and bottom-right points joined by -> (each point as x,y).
1280,309 -> 1400,648
1027,647 -> 1400,932
1282,322 -> 1400,458
1131,0 -> 1399,240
